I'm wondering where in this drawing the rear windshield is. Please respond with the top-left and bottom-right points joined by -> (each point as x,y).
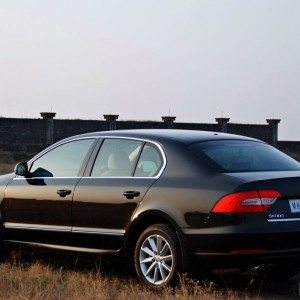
189,140 -> 300,172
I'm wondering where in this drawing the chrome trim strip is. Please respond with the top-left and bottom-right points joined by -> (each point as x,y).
13,135 -> 167,180
13,177 -> 77,180
4,223 -> 125,236
5,240 -> 117,254
72,227 -> 125,236
14,176 -> 157,180
267,218 -> 300,222
86,177 -> 157,179
4,223 -> 70,232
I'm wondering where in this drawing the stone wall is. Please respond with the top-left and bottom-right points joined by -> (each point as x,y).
0,115 -> 299,162
227,123 -> 272,144
278,141 -> 300,161
0,118 -> 46,151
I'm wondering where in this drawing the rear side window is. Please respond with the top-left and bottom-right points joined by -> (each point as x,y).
91,139 -> 143,177
134,143 -> 163,177
189,140 -> 300,172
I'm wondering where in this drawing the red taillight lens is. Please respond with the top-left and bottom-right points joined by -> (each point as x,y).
212,190 -> 281,213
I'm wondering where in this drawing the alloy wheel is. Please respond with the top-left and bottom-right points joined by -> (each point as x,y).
139,234 -> 174,285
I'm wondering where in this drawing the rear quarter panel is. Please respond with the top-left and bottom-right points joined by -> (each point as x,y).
132,141 -> 250,229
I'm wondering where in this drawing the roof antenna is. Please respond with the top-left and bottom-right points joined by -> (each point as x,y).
51,105 -> 53,112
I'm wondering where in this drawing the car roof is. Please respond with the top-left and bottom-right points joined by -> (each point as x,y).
69,129 -> 260,145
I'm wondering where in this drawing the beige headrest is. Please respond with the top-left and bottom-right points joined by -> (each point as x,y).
107,151 -> 130,170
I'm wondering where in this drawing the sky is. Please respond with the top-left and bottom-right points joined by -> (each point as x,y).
0,0 -> 300,140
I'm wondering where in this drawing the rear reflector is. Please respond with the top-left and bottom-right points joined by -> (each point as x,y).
231,249 -> 267,255
212,190 -> 281,213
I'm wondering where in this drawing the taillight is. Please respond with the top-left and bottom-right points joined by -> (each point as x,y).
212,190 -> 281,213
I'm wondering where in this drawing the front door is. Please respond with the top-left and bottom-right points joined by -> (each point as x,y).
3,138 -> 96,247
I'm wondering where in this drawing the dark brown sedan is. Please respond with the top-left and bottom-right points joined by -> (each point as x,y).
1,129 -> 300,286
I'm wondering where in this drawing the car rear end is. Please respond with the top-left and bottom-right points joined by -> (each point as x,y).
184,139 -> 300,269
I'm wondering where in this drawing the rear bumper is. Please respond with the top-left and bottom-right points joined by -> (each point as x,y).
181,228 -> 300,268
192,249 -> 300,269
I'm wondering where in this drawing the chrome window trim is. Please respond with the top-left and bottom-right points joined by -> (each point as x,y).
14,177 -> 77,180
83,176 -> 158,179
89,136 -> 167,179
14,176 -> 157,180
19,135 -> 167,179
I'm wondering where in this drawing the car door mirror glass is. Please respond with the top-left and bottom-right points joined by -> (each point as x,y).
14,162 -> 30,177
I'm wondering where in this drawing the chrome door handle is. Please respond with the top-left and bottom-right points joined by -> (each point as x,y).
57,189 -> 72,197
123,191 -> 140,199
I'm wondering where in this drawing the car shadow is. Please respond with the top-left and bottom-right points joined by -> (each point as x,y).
199,270 -> 300,299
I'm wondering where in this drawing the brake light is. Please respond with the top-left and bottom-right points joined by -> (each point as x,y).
212,190 -> 281,213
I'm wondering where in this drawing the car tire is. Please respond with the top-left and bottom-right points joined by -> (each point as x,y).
134,224 -> 185,287
0,227 -> 7,262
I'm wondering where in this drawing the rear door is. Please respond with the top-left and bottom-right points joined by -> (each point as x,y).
71,138 -> 165,251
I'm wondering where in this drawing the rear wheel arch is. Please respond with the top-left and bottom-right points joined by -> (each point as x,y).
123,210 -> 187,265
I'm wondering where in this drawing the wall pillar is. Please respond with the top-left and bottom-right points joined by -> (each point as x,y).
40,112 -> 56,146
215,117 -> 230,133
266,118 -> 281,147
161,116 -> 176,129
103,114 -> 119,130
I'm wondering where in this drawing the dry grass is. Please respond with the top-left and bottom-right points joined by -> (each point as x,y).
0,259 -> 256,300
0,249 -> 298,299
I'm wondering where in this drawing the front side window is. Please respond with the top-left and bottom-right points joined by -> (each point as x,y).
30,139 -> 95,177
91,139 -> 143,177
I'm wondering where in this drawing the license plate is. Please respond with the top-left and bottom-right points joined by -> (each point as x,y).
289,199 -> 300,213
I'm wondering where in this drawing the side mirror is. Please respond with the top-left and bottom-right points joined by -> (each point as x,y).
14,162 -> 30,177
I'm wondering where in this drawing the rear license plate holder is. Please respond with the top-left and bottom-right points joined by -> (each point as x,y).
289,199 -> 300,213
